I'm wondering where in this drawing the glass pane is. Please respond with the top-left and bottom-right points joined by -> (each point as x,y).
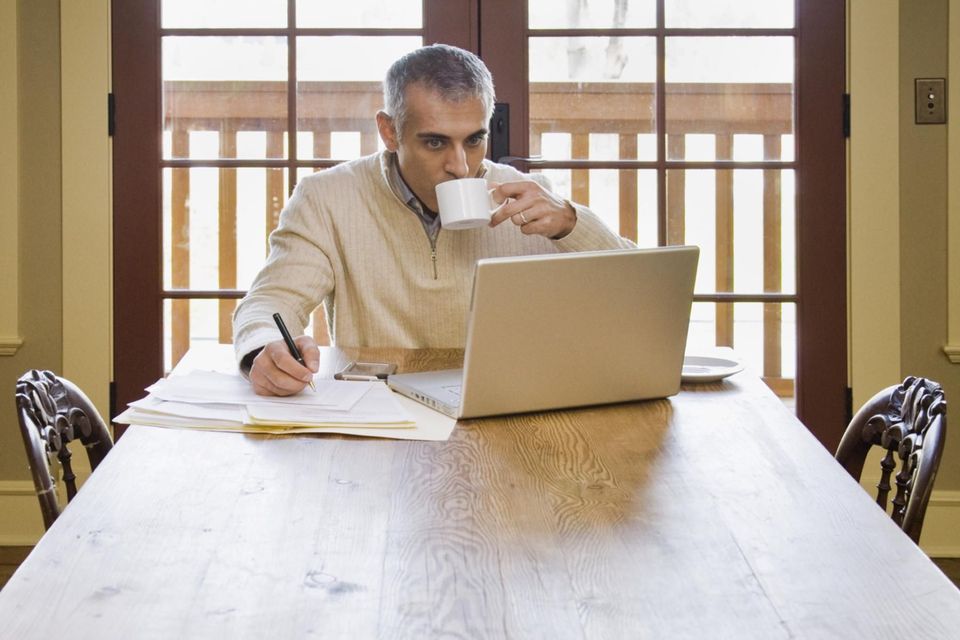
296,0 -> 422,28
529,0 -> 656,29
163,167 -> 287,290
530,37 -> 655,161
666,0 -> 794,28
297,36 -> 421,159
163,37 -> 288,160
162,0 -> 287,28
532,168 -> 656,245
530,36 -> 655,83
686,302 -> 796,395
665,37 -> 794,160
164,298 -> 239,372
666,169 -> 795,295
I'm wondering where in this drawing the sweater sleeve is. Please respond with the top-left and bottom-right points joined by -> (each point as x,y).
232,178 -> 335,367
551,201 -> 636,251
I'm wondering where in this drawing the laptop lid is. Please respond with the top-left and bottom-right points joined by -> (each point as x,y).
457,246 -> 699,418
388,246 -> 699,419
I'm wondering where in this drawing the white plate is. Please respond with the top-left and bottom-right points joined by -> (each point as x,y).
681,356 -> 744,383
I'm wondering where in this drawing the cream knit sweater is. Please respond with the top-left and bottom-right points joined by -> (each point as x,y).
233,151 -> 634,364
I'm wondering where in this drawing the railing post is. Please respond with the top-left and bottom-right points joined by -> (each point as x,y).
666,135 -> 686,245
265,130 -> 285,253
313,127 -> 330,160
311,126 -> 333,346
763,134 -> 787,393
572,132 -> 590,206
715,134 -> 734,347
219,127 -> 237,345
529,125 -> 542,158
360,128 -> 379,156
171,129 -> 190,367
619,133 -> 638,242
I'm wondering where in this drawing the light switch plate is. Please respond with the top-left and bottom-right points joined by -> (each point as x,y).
916,78 -> 947,124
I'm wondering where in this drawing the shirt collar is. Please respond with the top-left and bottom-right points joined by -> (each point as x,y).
384,152 -> 426,214
384,152 -> 490,212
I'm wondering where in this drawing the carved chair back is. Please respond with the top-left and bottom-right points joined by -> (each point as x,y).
15,370 -> 113,530
835,376 -> 947,544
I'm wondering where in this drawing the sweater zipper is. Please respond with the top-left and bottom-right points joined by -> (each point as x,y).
429,233 -> 439,280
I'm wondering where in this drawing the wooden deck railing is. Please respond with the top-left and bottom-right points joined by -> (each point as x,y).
163,80 -> 795,394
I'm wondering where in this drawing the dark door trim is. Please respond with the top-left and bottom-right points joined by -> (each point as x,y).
112,0 -> 162,435
796,0 -> 847,449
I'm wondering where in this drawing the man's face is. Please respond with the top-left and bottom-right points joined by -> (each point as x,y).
378,83 -> 489,212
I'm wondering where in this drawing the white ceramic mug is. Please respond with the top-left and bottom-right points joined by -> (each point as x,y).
435,178 -> 495,230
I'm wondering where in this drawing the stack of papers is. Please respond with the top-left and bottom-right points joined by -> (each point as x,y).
114,370 -> 457,441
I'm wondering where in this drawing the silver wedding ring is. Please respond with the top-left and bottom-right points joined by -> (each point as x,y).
519,211 -> 529,225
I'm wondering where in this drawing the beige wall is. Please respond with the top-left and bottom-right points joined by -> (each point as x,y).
0,2 -> 21,357
898,0 -> 960,492
849,1 -> 901,415
0,0 -> 109,542
0,1 -> 63,485
847,0 -> 960,552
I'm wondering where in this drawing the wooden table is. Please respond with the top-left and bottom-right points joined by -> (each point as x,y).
3,347 -> 960,638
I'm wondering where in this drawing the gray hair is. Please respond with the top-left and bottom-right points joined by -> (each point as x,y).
383,44 -> 496,138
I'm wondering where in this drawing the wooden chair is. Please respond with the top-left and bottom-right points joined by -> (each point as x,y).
835,376 -> 947,544
15,370 -> 113,530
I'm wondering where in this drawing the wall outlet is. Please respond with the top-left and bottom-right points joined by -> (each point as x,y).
916,78 -> 947,124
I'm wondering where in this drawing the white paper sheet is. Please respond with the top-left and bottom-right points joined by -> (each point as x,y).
128,396 -> 247,422
115,391 -> 458,441
246,382 -> 412,426
118,347 -> 459,441
147,370 -> 372,410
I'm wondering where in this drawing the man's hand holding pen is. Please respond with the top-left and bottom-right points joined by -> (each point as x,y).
249,335 -> 320,396
250,314 -> 321,396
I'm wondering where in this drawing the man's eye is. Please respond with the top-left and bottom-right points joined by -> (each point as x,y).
425,139 -> 444,149
467,135 -> 486,147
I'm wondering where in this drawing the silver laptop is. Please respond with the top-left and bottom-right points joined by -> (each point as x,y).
387,246 -> 699,419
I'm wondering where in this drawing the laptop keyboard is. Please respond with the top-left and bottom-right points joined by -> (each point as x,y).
442,384 -> 462,398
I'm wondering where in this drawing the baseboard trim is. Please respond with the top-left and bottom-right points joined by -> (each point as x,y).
920,490 -> 960,556
0,481 -> 45,545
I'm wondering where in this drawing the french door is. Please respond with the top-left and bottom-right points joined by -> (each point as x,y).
113,1 -> 845,446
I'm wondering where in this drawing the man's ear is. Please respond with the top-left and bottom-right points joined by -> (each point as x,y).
376,111 -> 399,152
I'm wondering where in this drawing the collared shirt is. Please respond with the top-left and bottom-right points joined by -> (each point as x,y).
383,152 -> 442,241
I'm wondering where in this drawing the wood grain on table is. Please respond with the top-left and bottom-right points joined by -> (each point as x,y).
2,347 -> 959,639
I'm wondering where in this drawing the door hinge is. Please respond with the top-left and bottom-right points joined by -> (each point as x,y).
109,380 -> 117,422
844,386 -> 853,425
108,92 -> 116,137
842,93 -> 851,138
489,102 -> 510,163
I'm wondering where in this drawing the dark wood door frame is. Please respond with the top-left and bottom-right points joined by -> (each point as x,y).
795,0 -> 847,450
112,0 -> 162,434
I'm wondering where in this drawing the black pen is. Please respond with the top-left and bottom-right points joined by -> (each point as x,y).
272,312 -> 317,392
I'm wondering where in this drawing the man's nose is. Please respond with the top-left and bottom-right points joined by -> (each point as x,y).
445,145 -> 470,179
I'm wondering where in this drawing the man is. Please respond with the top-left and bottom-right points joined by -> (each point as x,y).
234,44 -> 633,396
